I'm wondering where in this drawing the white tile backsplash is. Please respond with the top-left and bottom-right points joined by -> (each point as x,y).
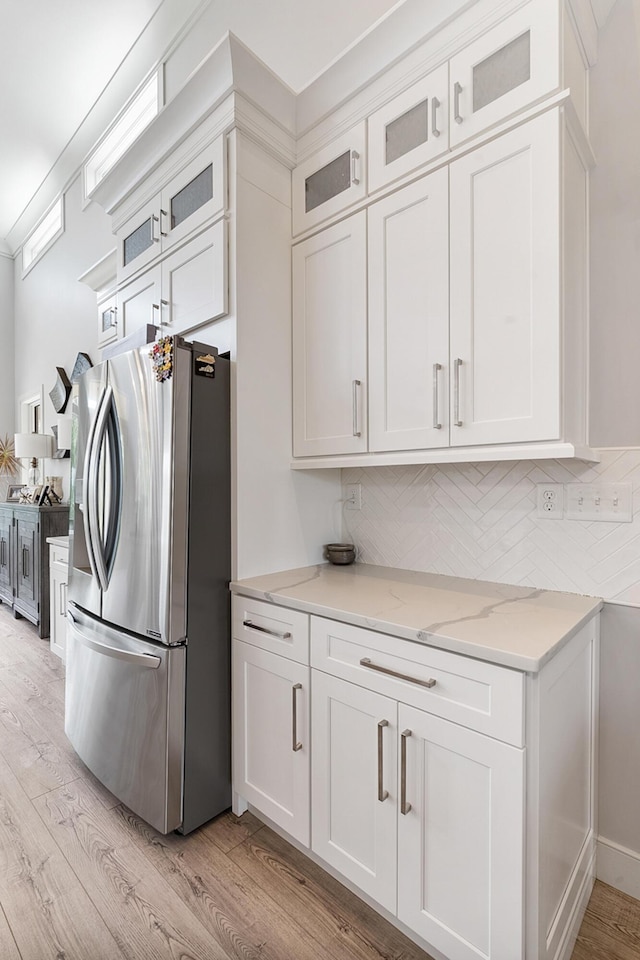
342,450 -> 640,604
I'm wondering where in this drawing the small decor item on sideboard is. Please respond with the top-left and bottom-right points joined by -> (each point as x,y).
324,542 -> 356,565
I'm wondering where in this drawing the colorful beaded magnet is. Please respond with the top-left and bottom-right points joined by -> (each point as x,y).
150,336 -> 173,382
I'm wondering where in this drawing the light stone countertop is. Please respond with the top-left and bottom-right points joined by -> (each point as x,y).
230,563 -> 603,672
46,535 -> 70,550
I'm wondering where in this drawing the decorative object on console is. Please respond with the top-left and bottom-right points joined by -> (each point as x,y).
51,414 -> 72,459
45,476 -> 63,502
19,484 -> 43,504
5,483 -> 25,502
49,367 -> 72,414
70,351 -> 93,383
14,432 -> 54,486
324,542 -> 356,564
0,434 -> 19,504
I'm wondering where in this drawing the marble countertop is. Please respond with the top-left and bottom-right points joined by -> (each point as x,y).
230,563 -> 602,672
46,535 -> 70,549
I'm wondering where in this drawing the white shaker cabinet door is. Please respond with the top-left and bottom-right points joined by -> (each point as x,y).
292,213 -> 368,457
397,704 -> 525,960
232,641 -> 310,846
368,169 -> 449,452
312,671 -> 398,913
449,110 -> 560,447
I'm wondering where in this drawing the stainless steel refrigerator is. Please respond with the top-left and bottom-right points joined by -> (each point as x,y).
65,337 -> 230,835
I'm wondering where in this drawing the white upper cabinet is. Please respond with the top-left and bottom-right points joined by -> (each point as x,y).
449,1 -> 559,147
449,111 -> 560,446
292,212 -> 368,457
116,137 -> 226,283
368,169 -> 449,452
292,123 -> 366,236
368,64 -> 449,194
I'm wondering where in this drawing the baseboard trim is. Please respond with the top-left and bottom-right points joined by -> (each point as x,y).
597,837 -> 640,900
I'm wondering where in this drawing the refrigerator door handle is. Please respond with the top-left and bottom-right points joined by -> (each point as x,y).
82,387 -> 106,589
87,385 -> 114,592
68,617 -> 161,669
103,395 -> 123,580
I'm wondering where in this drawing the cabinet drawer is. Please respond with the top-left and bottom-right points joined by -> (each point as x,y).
49,545 -> 69,566
293,123 -> 366,236
232,595 -> 310,664
311,616 -> 523,746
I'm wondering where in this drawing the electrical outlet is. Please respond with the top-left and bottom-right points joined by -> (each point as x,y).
536,483 -> 564,518
345,483 -> 362,510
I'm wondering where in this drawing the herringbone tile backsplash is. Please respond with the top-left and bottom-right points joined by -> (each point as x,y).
342,450 -> 640,605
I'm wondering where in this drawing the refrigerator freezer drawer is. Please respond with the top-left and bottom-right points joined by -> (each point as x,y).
65,610 -> 186,833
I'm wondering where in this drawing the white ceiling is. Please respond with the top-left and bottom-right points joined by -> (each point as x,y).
0,0 -> 408,245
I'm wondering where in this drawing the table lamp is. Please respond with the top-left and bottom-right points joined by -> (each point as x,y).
14,433 -> 54,486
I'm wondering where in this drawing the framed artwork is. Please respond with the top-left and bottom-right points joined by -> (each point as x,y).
5,483 -> 26,502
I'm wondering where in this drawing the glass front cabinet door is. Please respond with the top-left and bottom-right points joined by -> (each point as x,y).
293,123 -> 366,236
368,64 -> 449,193
116,136 -> 226,283
448,2 -> 558,147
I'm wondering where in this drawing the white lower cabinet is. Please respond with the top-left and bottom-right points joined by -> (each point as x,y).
232,639 -> 310,845
397,705 -> 524,960
312,671 -> 524,960
232,598 -> 598,960
311,671 -> 398,912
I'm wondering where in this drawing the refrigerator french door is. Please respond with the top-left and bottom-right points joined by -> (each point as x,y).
65,338 -> 231,835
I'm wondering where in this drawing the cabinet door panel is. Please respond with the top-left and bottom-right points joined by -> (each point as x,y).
0,510 -> 12,603
49,558 -> 68,660
368,169 -> 449,451
449,2 -> 558,146
398,704 -> 524,960
116,266 -> 161,341
161,137 -> 226,251
293,213 -> 367,457
160,221 -> 227,334
312,671 -> 398,912
232,641 -> 310,845
116,197 -> 160,283
15,518 -> 37,612
449,111 -> 560,445
368,64 -> 449,193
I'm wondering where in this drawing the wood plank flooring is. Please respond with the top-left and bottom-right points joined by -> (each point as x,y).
0,602 -> 638,960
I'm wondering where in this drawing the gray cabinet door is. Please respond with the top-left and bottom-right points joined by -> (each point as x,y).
0,508 -> 12,604
14,516 -> 38,619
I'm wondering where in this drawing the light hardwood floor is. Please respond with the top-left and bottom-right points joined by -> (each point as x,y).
0,603 -> 637,960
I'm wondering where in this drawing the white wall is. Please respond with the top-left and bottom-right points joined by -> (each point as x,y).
589,0 -> 640,446
13,175 -> 115,501
0,252 -> 14,439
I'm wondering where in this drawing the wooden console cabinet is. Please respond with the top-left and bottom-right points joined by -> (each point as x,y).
0,504 -> 69,638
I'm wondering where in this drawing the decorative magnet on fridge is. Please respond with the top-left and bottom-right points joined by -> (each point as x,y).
150,336 -> 173,383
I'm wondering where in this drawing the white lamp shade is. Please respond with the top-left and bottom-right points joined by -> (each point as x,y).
14,432 -> 55,459
56,415 -> 73,450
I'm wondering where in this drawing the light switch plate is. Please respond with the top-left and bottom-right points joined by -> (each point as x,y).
565,482 -> 633,522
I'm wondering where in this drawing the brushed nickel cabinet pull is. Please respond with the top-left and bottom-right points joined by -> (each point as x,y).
351,150 -> 361,185
433,362 -> 442,429
242,619 -> 292,640
432,96 -> 441,137
401,729 -> 412,814
360,658 -> 436,689
378,719 -> 389,802
454,357 -> 463,427
160,209 -> 168,236
352,380 -> 362,437
292,683 -> 302,752
453,81 -> 463,124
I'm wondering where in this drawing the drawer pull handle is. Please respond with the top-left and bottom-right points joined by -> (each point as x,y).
243,619 -> 292,640
377,719 -> 389,802
431,96 -> 441,138
401,729 -> 412,814
292,683 -> 302,752
360,658 -> 436,689
351,150 -> 361,186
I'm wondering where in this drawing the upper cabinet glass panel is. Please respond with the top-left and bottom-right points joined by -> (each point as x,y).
472,32 -> 531,113
123,218 -> 154,267
449,2 -> 558,147
170,165 -> 214,229
368,65 -> 448,194
385,99 -> 429,165
305,152 -> 351,213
